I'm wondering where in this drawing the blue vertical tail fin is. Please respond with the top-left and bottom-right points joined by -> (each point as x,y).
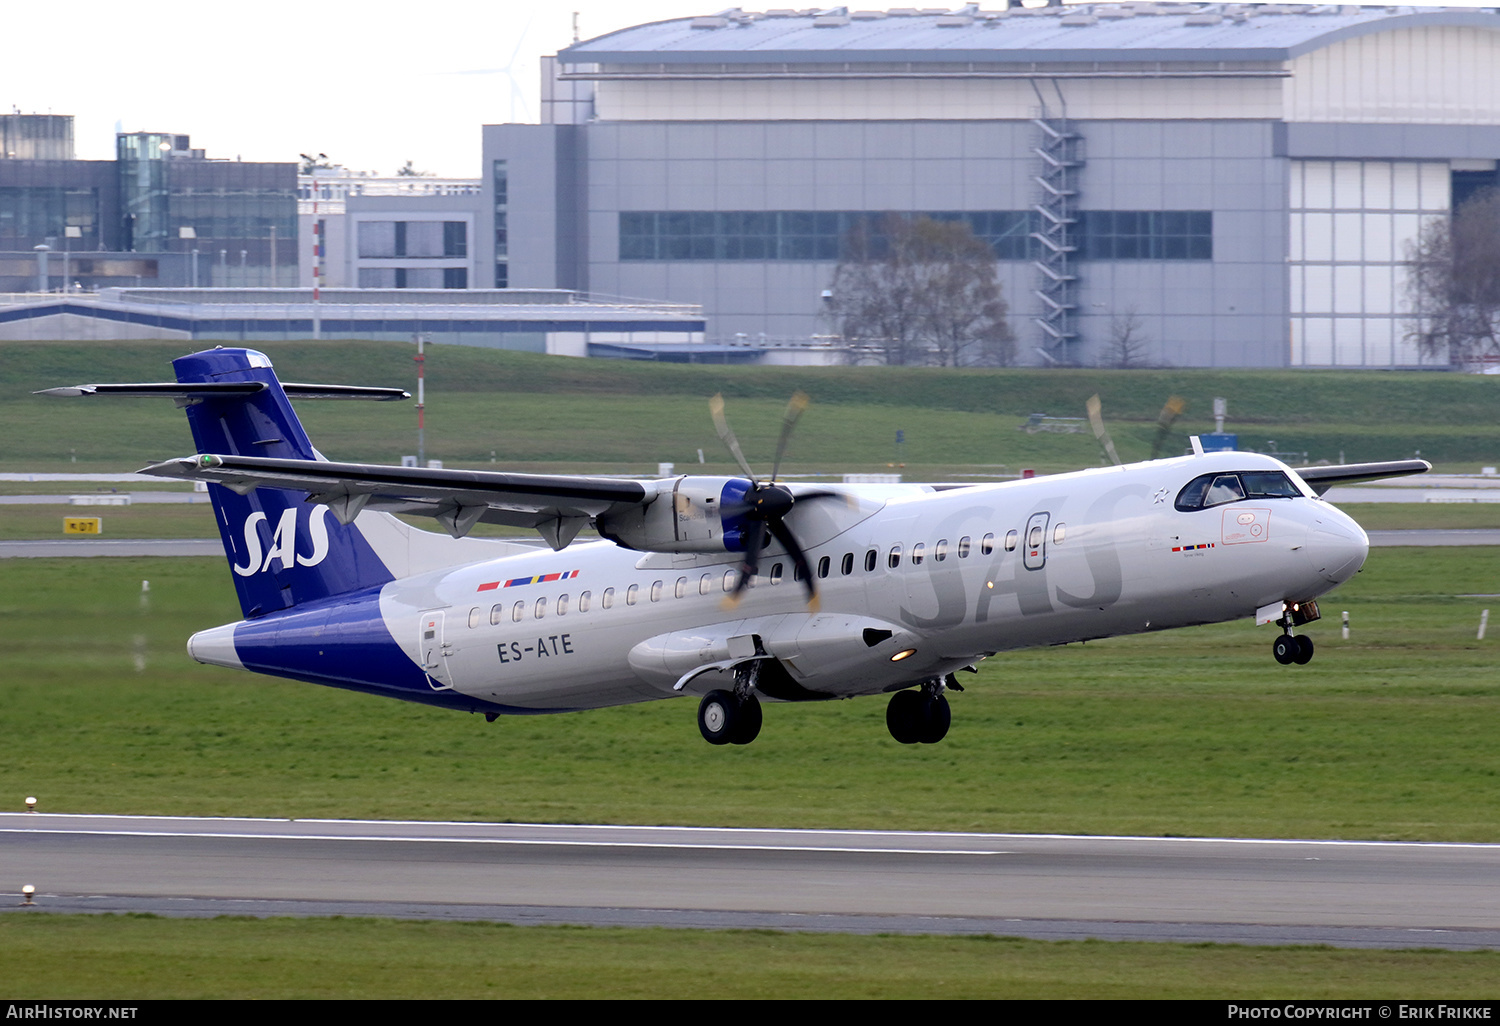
173,348 -> 396,618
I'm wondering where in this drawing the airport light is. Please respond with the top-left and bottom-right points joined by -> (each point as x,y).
20,886 -> 35,906
24,796 -> 36,812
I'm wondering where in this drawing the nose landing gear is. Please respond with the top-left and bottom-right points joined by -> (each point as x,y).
1270,600 -> 1319,665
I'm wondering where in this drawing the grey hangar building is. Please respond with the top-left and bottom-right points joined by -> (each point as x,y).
485,3 -> 1500,368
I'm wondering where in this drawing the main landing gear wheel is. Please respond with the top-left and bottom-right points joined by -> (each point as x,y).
886,690 -> 951,745
1272,634 -> 1315,665
698,689 -> 762,746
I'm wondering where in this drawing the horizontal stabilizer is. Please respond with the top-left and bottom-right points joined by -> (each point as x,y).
38,382 -> 409,401
1297,459 -> 1432,496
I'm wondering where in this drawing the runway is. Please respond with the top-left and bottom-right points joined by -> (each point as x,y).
3,814 -> 1498,950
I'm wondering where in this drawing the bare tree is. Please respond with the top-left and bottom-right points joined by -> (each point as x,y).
1405,188 -> 1500,369
826,215 -> 1015,367
1098,307 -> 1153,368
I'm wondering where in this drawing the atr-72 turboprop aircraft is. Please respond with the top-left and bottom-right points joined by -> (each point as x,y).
44,347 -> 1430,746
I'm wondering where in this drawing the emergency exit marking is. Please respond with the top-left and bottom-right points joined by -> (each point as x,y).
64,517 -> 102,535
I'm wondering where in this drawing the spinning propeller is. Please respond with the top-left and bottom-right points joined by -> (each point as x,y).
710,392 -> 838,609
1087,394 -> 1188,465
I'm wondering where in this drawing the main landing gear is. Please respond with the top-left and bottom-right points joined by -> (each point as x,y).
886,680 -> 951,745
1271,599 -> 1319,665
698,660 -> 763,745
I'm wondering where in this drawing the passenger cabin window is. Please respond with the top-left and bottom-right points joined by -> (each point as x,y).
958,536 -> 971,558
700,574 -> 713,596
888,545 -> 902,569
512,601 -> 525,623
649,581 -> 662,602
841,552 -> 854,576
818,555 -> 831,579
578,591 -> 592,613
557,594 -> 569,616
1175,470 -> 1300,512
934,539 -> 948,562
534,597 -> 547,619
723,570 -> 737,592
675,577 -> 687,599
770,563 -> 783,585
1002,531 -> 1016,552
469,607 -> 481,629
1053,524 -> 1066,545
626,584 -> 639,606
490,604 -> 503,626
602,588 -> 615,610
984,533 -> 997,555
911,543 -> 925,566
865,549 -> 878,572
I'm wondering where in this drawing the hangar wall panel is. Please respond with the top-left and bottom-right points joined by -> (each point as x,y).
595,77 -> 1283,123
1288,26 -> 1500,124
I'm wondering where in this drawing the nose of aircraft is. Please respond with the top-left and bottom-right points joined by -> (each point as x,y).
1308,509 -> 1369,584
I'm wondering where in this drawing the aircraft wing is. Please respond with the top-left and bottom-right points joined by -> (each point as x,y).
141,453 -> 649,548
1295,459 -> 1432,496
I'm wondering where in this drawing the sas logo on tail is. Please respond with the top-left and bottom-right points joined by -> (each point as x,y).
232,506 -> 333,577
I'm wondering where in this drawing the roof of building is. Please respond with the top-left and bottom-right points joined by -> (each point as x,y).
559,4 -> 1500,66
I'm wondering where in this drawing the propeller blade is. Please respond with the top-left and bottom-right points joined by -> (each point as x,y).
1150,395 -> 1187,460
769,391 -> 810,482
1086,394 -> 1122,467
723,522 -> 767,608
709,394 -> 757,481
767,517 -> 819,609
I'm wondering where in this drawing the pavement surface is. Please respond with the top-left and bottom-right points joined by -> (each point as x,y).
3,814 -> 1498,949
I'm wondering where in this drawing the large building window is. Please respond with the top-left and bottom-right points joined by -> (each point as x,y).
1075,211 -> 1212,260
619,210 -> 1209,262
358,220 -> 467,258
357,266 -> 468,289
493,159 -> 508,288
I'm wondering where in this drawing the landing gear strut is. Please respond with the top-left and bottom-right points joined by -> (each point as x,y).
886,679 -> 951,745
697,661 -> 763,746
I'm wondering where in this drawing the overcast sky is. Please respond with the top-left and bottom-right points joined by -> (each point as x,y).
4,1 -> 1491,178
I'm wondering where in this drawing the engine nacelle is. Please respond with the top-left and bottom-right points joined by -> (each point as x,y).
597,476 -> 754,554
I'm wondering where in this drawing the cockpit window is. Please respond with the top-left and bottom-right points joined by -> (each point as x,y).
1175,470 -> 1299,511
1241,472 -> 1301,499
1205,474 -> 1246,505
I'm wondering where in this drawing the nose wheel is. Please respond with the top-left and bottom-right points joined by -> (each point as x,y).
1272,633 -> 1314,665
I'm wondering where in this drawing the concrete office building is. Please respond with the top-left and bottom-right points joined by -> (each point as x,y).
297,169 -> 485,290
483,4 -> 1500,368
0,117 -> 296,291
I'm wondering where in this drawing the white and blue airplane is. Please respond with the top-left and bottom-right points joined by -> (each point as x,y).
43,347 -> 1430,746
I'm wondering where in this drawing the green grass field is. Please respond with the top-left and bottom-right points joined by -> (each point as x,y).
1,548 -> 1494,838
4,339 -> 1499,475
2,913 -> 1498,1000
